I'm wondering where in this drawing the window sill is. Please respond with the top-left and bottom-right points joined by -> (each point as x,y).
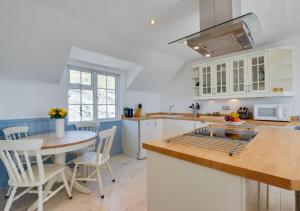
98,118 -> 121,123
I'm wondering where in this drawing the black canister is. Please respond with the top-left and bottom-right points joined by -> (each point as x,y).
124,108 -> 134,118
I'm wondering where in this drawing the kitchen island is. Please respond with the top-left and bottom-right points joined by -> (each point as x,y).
143,126 -> 300,211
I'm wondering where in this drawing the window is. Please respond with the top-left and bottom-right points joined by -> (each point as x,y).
97,75 -> 116,119
68,68 -> 118,122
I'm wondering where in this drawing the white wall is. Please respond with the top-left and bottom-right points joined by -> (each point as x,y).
123,91 -> 160,115
0,68 -> 160,120
0,78 -> 67,120
160,36 -> 300,115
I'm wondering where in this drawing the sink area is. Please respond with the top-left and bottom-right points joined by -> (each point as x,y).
150,114 -> 185,118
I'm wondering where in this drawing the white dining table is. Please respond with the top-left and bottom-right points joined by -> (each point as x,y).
23,131 -> 97,211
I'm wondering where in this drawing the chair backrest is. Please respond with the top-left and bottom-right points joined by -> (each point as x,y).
3,126 -> 29,140
74,122 -> 100,133
96,126 -> 116,163
0,139 -> 44,186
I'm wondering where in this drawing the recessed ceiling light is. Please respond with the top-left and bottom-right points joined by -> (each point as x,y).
193,46 -> 200,50
205,54 -> 211,58
184,40 -> 188,45
149,19 -> 156,25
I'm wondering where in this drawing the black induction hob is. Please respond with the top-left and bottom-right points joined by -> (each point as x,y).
185,127 -> 257,142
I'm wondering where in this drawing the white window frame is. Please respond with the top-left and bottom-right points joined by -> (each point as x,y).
67,65 -> 120,122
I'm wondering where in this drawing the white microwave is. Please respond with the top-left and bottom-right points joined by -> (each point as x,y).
254,104 -> 291,122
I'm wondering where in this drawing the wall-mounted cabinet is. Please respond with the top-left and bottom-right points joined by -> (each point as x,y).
192,46 -> 294,100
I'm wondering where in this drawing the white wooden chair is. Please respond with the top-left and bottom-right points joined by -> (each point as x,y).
3,126 -> 29,140
68,122 -> 100,178
70,126 -> 116,198
69,122 -> 100,155
74,122 -> 100,133
2,126 -> 53,198
0,139 -> 72,211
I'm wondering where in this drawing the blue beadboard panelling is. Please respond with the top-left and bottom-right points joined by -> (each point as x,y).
100,120 -> 123,156
0,118 -> 122,188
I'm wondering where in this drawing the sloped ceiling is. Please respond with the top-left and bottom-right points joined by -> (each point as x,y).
0,0 -> 299,92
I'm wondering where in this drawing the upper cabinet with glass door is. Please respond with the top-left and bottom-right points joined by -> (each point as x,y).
192,66 -> 200,98
193,46 -> 294,100
200,64 -> 213,97
214,62 -> 230,96
231,58 -> 247,95
248,53 -> 268,94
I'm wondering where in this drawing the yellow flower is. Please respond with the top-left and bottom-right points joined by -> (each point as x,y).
49,107 -> 67,118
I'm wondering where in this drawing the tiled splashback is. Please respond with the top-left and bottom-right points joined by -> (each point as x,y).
0,118 -> 123,188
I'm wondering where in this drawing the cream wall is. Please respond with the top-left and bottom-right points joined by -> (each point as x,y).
160,36 -> 300,115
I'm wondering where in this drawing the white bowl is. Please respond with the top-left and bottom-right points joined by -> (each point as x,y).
223,120 -> 245,126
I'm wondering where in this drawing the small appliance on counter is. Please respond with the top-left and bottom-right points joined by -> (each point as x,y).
123,107 -> 134,118
254,104 -> 291,122
237,107 -> 252,120
189,103 -> 200,117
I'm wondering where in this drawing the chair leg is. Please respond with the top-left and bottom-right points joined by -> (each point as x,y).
83,166 -> 87,183
61,171 -> 72,199
4,187 -> 17,211
5,186 -> 13,198
266,184 -> 269,210
37,185 -> 43,211
96,167 -> 104,198
70,164 -> 78,192
106,162 -> 115,182
257,182 -> 260,211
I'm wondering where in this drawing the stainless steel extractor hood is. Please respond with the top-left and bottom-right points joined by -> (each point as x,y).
169,0 -> 263,58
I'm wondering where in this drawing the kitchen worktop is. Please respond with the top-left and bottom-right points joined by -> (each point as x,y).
143,126 -> 300,191
122,112 -> 299,127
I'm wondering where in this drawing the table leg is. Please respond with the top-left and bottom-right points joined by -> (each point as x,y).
296,191 -> 300,211
54,153 -> 91,194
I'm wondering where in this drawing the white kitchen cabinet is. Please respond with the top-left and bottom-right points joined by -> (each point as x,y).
123,119 -> 207,159
194,121 -> 208,129
231,57 -> 247,95
247,53 -> 269,94
122,120 -> 139,158
200,61 -> 230,97
170,120 -> 195,136
161,119 -> 194,137
268,46 -> 294,95
214,61 -> 230,96
193,46 -> 294,100
192,67 -> 200,97
140,119 -> 162,159
123,119 -> 161,159
161,119 -> 172,138
147,151 -> 246,211
200,64 -> 213,97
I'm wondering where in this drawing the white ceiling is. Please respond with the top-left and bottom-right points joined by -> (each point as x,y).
0,0 -> 299,92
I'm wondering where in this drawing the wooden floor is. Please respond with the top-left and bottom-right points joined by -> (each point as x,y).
0,155 -> 147,211
0,154 -> 296,211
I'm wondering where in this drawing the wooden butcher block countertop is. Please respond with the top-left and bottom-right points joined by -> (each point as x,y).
122,112 -> 299,127
143,126 -> 300,191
